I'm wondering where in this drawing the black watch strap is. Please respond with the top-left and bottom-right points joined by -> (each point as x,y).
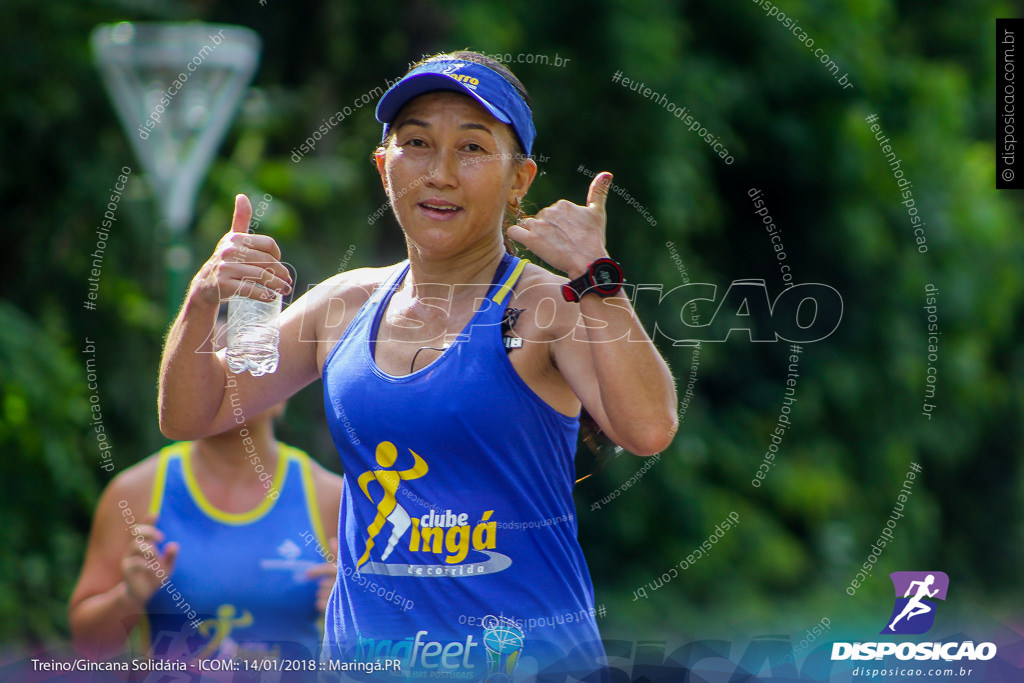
561,257 -> 625,302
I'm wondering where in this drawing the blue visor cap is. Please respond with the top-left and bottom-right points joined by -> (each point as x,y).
375,60 -> 536,156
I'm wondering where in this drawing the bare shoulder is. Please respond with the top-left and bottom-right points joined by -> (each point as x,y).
286,265 -> 394,325
281,264 -> 400,371
316,265 -> 398,298
511,261 -> 569,300
99,451 -> 165,520
508,262 -> 581,342
80,448 -> 168,564
291,443 -> 342,496
68,448 -> 172,614
306,456 -> 344,490
315,265 -> 397,327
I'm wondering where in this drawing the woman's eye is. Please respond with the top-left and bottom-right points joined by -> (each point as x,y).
402,138 -> 427,148
463,143 -> 485,153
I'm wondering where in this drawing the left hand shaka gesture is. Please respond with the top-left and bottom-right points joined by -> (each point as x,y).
507,171 -> 613,277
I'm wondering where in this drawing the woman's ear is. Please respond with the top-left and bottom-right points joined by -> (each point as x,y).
374,146 -> 388,192
509,157 -> 538,204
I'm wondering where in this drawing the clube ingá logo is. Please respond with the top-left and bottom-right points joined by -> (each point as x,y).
881,570 -> 949,635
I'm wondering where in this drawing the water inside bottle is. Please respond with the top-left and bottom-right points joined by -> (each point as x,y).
226,325 -> 279,376
226,295 -> 281,376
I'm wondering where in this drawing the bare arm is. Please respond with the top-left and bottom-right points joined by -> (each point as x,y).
306,465 -> 343,615
68,463 -> 178,659
508,172 -> 678,455
158,194 -> 315,440
553,288 -> 677,455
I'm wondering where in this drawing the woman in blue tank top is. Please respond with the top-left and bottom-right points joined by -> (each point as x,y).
158,50 -> 678,680
68,401 -> 343,664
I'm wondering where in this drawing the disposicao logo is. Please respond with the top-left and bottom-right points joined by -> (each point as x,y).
881,571 -> 948,635
831,571 -> 997,663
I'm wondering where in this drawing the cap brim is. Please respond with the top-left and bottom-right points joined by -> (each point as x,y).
375,73 -> 512,126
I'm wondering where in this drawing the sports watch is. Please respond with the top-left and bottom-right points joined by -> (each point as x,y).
561,257 -> 625,302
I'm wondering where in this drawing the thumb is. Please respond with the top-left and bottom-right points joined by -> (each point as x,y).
586,172 -> 613,213
231,194 -> 252,234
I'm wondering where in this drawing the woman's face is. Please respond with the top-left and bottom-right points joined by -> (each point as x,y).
376,90 -> 537,259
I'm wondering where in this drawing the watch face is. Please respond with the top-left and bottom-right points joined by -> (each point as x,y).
591,261 -> 622,293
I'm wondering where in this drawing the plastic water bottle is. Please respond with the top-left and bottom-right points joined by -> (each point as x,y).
226,291 -> 282,376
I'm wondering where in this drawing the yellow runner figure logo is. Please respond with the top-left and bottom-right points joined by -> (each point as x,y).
356,441 -> 429,568
196,603 -> 254,659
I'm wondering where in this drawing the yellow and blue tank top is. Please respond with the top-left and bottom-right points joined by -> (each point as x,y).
143,441 -> 330,662
321,254 -> 607,679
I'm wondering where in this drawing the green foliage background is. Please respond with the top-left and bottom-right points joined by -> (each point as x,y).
1,0 -> 1021,660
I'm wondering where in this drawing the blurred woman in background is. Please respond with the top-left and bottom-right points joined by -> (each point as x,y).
70,315 -> 341,664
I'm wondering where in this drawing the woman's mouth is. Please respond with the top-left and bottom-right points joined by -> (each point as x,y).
418,200 -> 463,220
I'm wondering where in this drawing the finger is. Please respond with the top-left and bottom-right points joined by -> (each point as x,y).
215,254 -> 292,298
506,224 -> 533,248
234,280 -> 288,302
306,563 -> 336,580
161,542 -> 179,575
131,516 -> 165,543
128,538 -> 157,559
231,194 -> 252,234
225,233 -> 284,264
586,172 -> 613,214
225,269 -> 292,300
316,568 -> 336,613
219,234 -> 291,292
128,525 -> 165,548
316,580 -> 332,613
330,537 -> 339,562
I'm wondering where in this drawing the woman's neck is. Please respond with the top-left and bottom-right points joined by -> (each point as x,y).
190,418 -> 278,484
403,236 -> 508,301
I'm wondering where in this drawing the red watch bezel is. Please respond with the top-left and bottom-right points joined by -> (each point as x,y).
562,258 -> 624,302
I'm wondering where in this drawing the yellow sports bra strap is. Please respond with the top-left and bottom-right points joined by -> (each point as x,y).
290,445 -> 332,553
492,258 -> 529,305
147,443 -> 184,517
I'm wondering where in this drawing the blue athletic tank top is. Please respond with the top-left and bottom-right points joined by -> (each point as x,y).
144,442 -> 331,662
321,255 -> 607,679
